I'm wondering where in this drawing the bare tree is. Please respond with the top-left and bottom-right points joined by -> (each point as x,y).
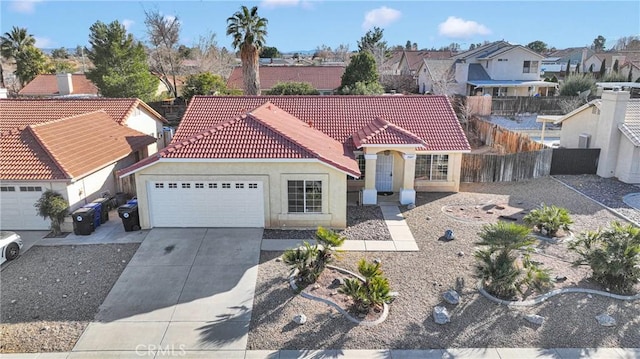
313,44 -> 332,62
332,44 -> 350,63
144,9 -> 181,98
188,32 -> 235,79
614,35 -> 640,51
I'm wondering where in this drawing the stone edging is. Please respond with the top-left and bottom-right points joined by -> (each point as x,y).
289,265 -> 389,326
477,280 -> 640,307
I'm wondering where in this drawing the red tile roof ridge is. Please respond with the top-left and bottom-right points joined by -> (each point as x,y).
352,117 -> 427,148
28,109 -> 109,129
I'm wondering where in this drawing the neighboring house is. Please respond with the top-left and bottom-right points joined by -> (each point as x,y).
18,73 -> 99,97
451,41 -> 557,96
397,50 -> 453,77
554,90 -> 640,183
583,52 -> 628,75
0,98 -> 168,230
541,47 -> 594,79
226,66 -> 345,95
380,49 -> 405,75
118,96 -> 470,229
416,59 -> 457,95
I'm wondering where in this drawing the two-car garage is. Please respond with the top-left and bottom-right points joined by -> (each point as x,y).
146,180 -> 265,228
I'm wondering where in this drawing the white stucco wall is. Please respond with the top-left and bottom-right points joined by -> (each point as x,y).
131,161 -> 348,229
123,106 -> 166,154
558,109 -> 600,148
615,138 -> 640,184
488,48 -> 542,81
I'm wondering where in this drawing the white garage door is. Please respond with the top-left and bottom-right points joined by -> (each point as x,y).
148,180 -> 264,227
0,185 -> 49,230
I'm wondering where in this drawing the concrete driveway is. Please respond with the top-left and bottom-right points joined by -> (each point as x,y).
72,227 -> 262,357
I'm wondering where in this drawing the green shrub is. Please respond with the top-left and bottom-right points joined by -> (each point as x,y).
523,204 -> 573,237
559,74 -> 596,96
569,222 -> 640,294
282,226 -> 344,285
339,258 -> 392,313
601,72 -> 627,83
475,222 -> 552,299
34,190 -> 68,236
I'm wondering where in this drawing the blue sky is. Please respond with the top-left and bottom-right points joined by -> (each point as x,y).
1,0 -> 639,53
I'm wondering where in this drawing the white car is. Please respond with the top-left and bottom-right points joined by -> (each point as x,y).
0,231 -> 23,265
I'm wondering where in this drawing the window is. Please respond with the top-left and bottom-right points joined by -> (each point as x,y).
195,183 -> 204,189
222,183 -> 231,189
181,183 -> 191,189
155,183 -> 164,189
209,183 -> 217,189
348,154 -> 366,180
415,155 -> 449,181
288,180 -> 322,213
523,60 -> 539,73
0,186 -> 15,192
19,186 -> 42,192
249,183 -> 258,189
168,183 -> 177,189
235,183 -> 244,189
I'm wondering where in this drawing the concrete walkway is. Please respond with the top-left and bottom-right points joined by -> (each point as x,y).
261,205 -> 418,252
3,347 -> 638,358
70,227 -> 262,355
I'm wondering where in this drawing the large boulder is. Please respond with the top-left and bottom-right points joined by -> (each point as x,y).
443,290 -> 460,305
433,306 -> 450,324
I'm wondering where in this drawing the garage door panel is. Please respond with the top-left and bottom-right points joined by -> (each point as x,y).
148,181 -> 264,228
1,186 -> 49,230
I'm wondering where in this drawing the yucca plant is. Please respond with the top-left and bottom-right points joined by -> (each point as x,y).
282,241 -> 317,285
475,222 -> 552,299
313,226 -> 346,274
569,222 -> 640,294
523,204 -> 573,237
339,258 -> 392,314
282,227 -> 345,286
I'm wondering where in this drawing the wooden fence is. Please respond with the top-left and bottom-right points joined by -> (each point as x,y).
466,95 -> 492,116
461,118 -> 552,182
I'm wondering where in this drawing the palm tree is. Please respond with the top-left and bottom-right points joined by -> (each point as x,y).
226,5 -> 268,95
1,26 -> 36,88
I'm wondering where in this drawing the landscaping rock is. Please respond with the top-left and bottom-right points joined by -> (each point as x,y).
443,290 -> 460,305
433,306 -> 450,324
457,251 -> 465,257
444,229 -> 455,240
331,278 -> 344,286
596,314 -> 616,327
293,314 -> 307,325
525,314 -> 545,325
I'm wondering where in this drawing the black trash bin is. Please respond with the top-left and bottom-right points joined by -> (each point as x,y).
91,197 -> 110,223
118,203 -> 140,232
72,207 -> 95,235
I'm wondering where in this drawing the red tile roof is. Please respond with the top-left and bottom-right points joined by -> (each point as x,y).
352,117 -> 427,148
121,102 -> 360,177
0,128 -> 67,180
403,51 -> 454,71
226,66 -> 344,91
27,111 -> 157,179
18,74 -> 99,96
0,98 -> 167,132
174,95 -> 469,153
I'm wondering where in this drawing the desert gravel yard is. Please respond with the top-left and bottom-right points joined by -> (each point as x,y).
0,243 -> 138,353
248,177 -> 640,349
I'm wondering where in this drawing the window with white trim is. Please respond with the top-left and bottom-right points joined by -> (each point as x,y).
523,60 -> 539,73
415,154 -> 449,181
288,180 -> 322,213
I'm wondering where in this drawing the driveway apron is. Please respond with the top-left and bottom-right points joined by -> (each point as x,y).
73,227 -> 263,353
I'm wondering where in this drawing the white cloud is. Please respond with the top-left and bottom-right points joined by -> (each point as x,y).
261,0 -> 300,8
9,0 -> 42,14
438,16 -> 491,38
122,19 -> 135,31
362,6 -> 401,30
33,36 -> 53,48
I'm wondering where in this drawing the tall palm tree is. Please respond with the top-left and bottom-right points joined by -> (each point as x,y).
1,26 -> 36,88
226,5 -> 267,95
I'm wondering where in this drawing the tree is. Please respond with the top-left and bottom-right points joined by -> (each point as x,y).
526,40 -> 548,53
51,47 -> 69,59
599,58 -> 606,78
565,59 -> 571,77
260,46 -> 280,58
339,81 -> 384,95
613,59 -> 619,73
559,74 -> 596,96
145,9 -> 182,98
357,27 -> 389,69
575,63 -> 580,74
339,50 -> 380,93
15,46 -> 48,85
265,81 -> 320,95
405,40 -> 412,50
614,35 -> 640,51
588,63 -> 594,73
182,72 -> 231,101
86,20 -> 159,101
592,35 -> 606,52
333,43 -> 350,62
1,26 -> 36,87
50,60 -> 76,74
186,32 -> 235,78
226,5 -> 268,96
34,190 -> 68,236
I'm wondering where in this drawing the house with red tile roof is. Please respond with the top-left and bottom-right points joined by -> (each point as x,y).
118,95 -> 470,229
18,73 -> 99,97
226,66 -> 344,95
0,98 -> 168,230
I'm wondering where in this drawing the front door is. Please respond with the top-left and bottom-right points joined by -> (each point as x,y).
375,153 -> 394,192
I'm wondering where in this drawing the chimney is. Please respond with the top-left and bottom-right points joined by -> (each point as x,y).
0,88 -> 7,99
594,90 -> 630,178
56,73 -> 73,95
